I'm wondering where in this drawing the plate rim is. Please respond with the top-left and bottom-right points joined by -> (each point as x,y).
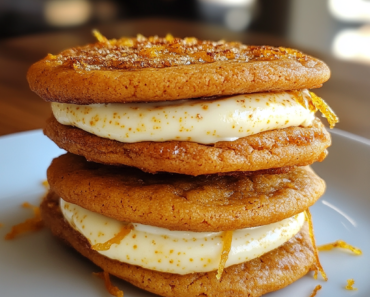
0,128 -> 369,296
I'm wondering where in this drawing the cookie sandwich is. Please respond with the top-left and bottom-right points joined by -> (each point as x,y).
28,33 -> 336,176
27,33 -> 338,296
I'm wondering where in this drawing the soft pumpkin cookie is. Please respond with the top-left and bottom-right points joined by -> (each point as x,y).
29,34 -> 336,175
44,116 -> 330,175
47,153 -> 325,232
27,36 -> 330,104
41,191 -> 316,297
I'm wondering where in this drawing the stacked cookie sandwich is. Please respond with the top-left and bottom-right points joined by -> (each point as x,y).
27,33 -> 337,296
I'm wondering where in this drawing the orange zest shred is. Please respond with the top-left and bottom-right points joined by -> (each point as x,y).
288,90 -> 317,112
92,224 -> 133,251
289,90 -> 338,129
304,209 -> 328,281
184,37 -> 198,45
92,29 -> 108,43
345,279 -> 358,291
46,53 -> 57,60
309,91 -> 339,129
93,271 -> 123,297
118,38 -> 134,47
318,240 -> 362,255
136,33 -> 146,42
53,36 -> 316,71
309,284 -> 322,297
5,202 -> 43,240
216,230 -> 233,280
42,180 -> 49,190
165,33 -> 174,42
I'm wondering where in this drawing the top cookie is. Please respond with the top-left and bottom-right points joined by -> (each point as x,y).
27,35 -> 330,104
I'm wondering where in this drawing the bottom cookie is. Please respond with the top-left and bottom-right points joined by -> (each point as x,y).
41,191 -> 316,297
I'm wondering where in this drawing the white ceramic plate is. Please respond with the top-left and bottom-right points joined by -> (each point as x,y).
0,129 -> 369,297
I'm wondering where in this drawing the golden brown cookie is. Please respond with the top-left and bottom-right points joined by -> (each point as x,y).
41,191 -> 316,297
27,36 -> 330,104
47,153 -> 325,231
44,115 -> 330,175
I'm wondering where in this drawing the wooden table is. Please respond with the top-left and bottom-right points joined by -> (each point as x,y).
1,18 -> 369,139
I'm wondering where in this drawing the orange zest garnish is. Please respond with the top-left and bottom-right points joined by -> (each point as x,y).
0,223 -> 3,228
288,90 -> 317,112
46,53 -> 57,60
94,271 -> 123,297
216,230 -> 233,280
5,202 -> 43,240
304,209 -> 328,281
136,34 -> 147,42
309,92 -> 339,129
92,29 -> 108,43
91,224 -> 133,251
53,37 -> 313,71
289,90 -> 339,129
165,33 -> 174,42
318,240 -> 362,255
309,284 -> 322,297
42,180 -> 49,189
345,279 -> 358,291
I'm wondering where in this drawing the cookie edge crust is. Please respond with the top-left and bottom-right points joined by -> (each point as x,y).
41,192 -> 316,297
28,58 -> 330,104
47,154 -> 326,231
44,115 -> 331,175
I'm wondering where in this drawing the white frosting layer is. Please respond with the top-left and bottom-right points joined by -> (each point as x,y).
60,198 -> 305,274
52,90 -> 315,144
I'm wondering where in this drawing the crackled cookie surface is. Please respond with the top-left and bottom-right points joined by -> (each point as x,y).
27,35 -> 330,104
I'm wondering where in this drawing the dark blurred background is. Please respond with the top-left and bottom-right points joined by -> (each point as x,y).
1,0 -> 370,60
1,0 -> 370,138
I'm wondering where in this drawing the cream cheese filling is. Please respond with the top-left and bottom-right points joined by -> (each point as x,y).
52,90 -> 315,144
60,198 -> 305,275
